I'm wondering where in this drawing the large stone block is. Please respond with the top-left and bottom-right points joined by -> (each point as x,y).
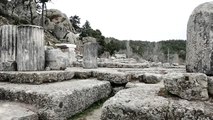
0,79 -> 111,120
0,71 -> 74,84
101,84 -> 213,120
0,25 -> 17,71
0,101 -> 38,120
45,48 -> 69,70
186,2 -> 213,75
164,73 -> 209,100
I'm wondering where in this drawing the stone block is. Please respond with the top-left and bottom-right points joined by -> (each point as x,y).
164,73 -> 209,100
0,71 -> 74,84
186,2 -> 213,75
101,84 -> 213,120
0,79 -> 111,120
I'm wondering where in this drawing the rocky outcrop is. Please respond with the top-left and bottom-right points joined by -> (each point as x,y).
186,2 -> 213,75
164,73 -> 209,101
101,84 -> 213,120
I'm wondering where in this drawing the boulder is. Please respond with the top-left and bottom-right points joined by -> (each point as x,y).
186,2 -> 213,75
45,48 -> 69,70
46,9 -> 74,33
101,84 -> 213,120
164,73 -> 209,101
139,73 -> 162,84
82,37 -> 97,44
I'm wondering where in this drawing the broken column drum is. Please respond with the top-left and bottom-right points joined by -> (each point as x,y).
83,42 -> 98,69
0,25 -> 17,71
17,25 -> 45,71
186,2 -> 213,75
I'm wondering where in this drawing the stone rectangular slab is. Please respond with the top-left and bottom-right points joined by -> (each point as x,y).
101,84 -> 213,120
0,101 -> 38,120
0,79 -> 111,120
0,71 -> 75,84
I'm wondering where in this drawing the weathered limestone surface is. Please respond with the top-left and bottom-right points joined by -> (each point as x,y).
139,73 -> 162,84
83,42 -> 98,69
0,101 -> 38,120
17,25 -> 45,71
101,84 -> 213,120
0,71 -> 74,84
97,71 -> 130,84
0,79 -> 111,120
186,2 -> 213,75
0,25 -> 17,71
164,73 -> 209,100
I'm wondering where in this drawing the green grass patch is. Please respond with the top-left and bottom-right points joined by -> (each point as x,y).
69,98 -> 108,120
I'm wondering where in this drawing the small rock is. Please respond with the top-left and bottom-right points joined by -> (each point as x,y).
208,77 -> 213,96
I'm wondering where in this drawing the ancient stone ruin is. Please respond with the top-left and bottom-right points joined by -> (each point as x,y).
0,1 -> 213,120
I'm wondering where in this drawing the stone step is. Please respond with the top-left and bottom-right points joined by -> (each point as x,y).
0,101 -> 38,120
0,71 -> 75,84
0,79 -> 111,120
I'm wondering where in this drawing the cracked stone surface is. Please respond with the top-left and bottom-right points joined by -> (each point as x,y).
101,84 -> 213,120
0,79 -> 111,120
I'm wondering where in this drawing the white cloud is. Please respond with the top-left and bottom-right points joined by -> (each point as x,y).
47,0 -> 210,41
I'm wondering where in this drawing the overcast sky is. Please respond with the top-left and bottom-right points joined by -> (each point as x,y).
47,0 -> 210,41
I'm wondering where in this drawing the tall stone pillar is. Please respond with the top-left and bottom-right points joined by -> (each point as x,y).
186,2 -> 213,75
17,25 -> 45,71
83,42 -> 98,69
0,25 -> 17,71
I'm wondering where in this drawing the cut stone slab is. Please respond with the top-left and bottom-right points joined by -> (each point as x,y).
186,2 -> 213,75
164,73 -> 209,101
97,71 -> 130,85
0,71 -> 75,84
0,101 -> 38,120
139,73 -> 162,84
101,84 -> 213,120
98,62 -> 150,68
0,79 -> 111,120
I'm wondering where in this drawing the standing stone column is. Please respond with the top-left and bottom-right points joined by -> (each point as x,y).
83,42 -> 98,69
17,25 -> 45,71
0,25 -> 17,71
186,2 -> 213,75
